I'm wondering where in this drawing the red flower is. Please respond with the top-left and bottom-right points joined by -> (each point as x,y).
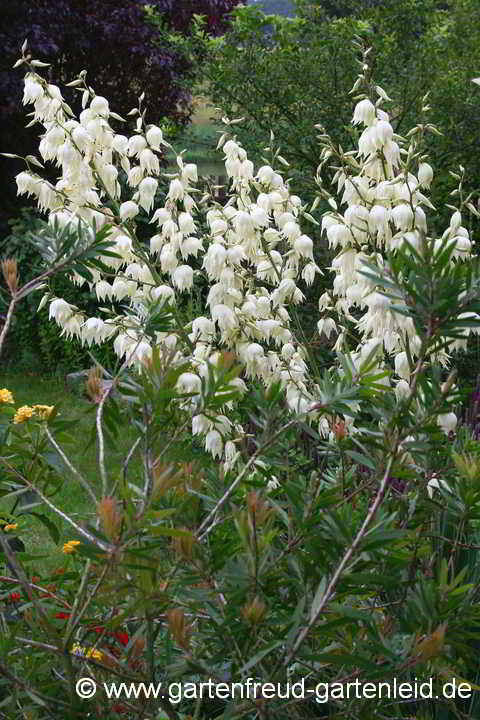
54,612 -> 71,619
114,632 -> 129,646
111,704 -> 128,714
8,592 -> 21,602
90,626 -> 129,646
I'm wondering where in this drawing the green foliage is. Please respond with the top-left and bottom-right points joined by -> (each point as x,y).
199,0 -> 480,229
2,226 -> 480,718
1,209 -> 117,374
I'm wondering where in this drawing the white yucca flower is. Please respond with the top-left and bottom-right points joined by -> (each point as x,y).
418,162 -> 433,188
139,148 -> 159,175
168,178 -> 184,201
177,373 -> 202,395
172,265 -> 194,292
90,96 -> 109,117
160,244 -> 178,273
128,135 -> 147,157
352,98 -> 376,126
293,234 -> 313,259
15,171 -> 36,196
95,280 -> 112,301
132,341 -> 152,366
205,430 -> 223,459
203,243 -> 227,278
437,412 -> 457,435
146,125 -> 163,149
112,134 -> 129,155
138,177 -> 158,212
150,285 -> 175,305
391,204 -> 414,231
119,201 -> 139,221
82,317 -> 107,346
182,163 -> 198,183
192,414 -> 211,436
211,304 -> 237,331
49,298 -> 74,325
128,166 -> 144,188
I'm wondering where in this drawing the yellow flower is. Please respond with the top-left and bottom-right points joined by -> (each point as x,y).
33,404 -> 54,420
13,405 -> 35,424
71,643 -> 103,661
0,388 -> 14,404
62,540 -> 81,554
3,523 -> 18,532
86,647 -> 103,661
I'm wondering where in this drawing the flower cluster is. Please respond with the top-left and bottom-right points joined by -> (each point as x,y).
13,51 -> 478,458
71,643 -> 103,661
12,404 -> 54,424
315,88 -> 480,435
0,388 -> 14,403
17,59 -> 322,459
62,540 -> 81,554
13,405 -> 35,424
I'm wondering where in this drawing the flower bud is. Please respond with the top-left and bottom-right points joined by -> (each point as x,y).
418,162 -> 433,188
242,597 -> 267,625
97,496 -> 123,541
1,258 -> 19,294
166,608 -> 191,650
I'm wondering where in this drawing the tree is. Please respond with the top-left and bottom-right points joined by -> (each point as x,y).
199,0 -> 480,232
0,0 -> 241,232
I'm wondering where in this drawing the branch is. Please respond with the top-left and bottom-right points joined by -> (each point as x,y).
46,427 -> 97,504
0,296 -> 16,359
282,453 -> 395,669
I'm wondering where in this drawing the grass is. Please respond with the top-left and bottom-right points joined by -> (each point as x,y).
0,370 -> 141,576
167,93 -> 226,176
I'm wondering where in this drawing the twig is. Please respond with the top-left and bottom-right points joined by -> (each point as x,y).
123,436 -> 142,483
0,661 -> 68,715
0,458 -> 112,552
45,427 -> 97,503
196,407 -> 324,541
0,296 -> 16,359
0,575 -> 72,609
96,381 -> 115,496
282,454 -> 395,668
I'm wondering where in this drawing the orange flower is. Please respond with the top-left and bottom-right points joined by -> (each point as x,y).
62,540 -> 81,554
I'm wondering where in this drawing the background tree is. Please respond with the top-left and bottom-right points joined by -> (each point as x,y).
199,0 -> 480,229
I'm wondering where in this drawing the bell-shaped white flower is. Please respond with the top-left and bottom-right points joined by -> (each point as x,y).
146,125 -> 163,149
119,201 -> 139,221
151,285 -> 175,305
211,304 -> 237,331
90,96 -> 109,117
352,98 -> 376,126
294,234 -> 313,259
172,265 -> 194,292
166,178 -> 183,201
49,298 -> 74,325
391,203 -> 414,231
394,351 -> 410,380
205,429 -> 223,459
177,372 -> 202,395
418,162 -> 433,188
437,412 -> 457,435
138,177 -> 158,212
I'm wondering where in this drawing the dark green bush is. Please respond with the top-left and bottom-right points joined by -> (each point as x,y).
1,208 -> 116,374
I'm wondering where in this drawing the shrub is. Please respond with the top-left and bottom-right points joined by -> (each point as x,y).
2,38 -> 480,720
